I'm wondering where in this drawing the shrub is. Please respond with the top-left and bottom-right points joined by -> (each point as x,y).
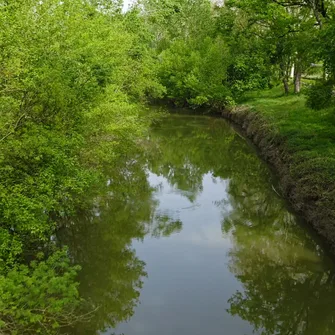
0,250 -> 83,334
305,81 -> 334,110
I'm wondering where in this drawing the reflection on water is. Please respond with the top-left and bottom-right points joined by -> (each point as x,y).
62,114 -> 335,335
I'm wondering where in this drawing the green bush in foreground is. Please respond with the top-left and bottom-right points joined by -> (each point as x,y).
0,250 -> 82,335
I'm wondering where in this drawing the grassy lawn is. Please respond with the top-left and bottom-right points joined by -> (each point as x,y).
242,86 -> 335,188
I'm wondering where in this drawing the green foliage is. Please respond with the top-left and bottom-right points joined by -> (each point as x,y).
141,0 -> 328,106
320,12 -> 335,77
140,0 -> 236,108
226,55 -> 271,97
306,81 -> 334,110
1,0 -> 335,332
0,0 -> 162,332
0,250 -> 81,334
0,0 -> 160,254
217,1 -> 276,94
158,37 -> 231,108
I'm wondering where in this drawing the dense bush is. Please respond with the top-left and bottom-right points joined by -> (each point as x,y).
305,81 -> 334,110
158,37 -> 232,108
0,250 -> 82,334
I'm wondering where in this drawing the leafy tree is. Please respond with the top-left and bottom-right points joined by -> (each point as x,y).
0,0 -> 162,332
140,0 -> 234,108
0,250 -> 83,334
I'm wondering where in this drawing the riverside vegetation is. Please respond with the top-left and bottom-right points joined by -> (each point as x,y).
1,0 -> 335,333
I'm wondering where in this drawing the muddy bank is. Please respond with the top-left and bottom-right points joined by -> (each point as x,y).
220,106 -> 335,253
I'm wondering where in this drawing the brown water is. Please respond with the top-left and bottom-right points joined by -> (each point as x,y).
61,113 -> 335,335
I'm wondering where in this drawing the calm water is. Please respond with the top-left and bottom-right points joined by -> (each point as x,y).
61,114 -> 335,335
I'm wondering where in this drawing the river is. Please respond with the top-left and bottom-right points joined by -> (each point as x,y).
61,113 -> 335,335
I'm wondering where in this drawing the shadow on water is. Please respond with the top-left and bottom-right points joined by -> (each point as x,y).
59,113 -> 335,335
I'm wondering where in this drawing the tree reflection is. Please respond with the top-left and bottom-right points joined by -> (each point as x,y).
56,113 -> 335,335
226,220 -> 335,335
146,114 -> 242,202
57,153 -> 183,334
148,114 -> 335,335
149,212 -> 183,238
216,144 -> 335,335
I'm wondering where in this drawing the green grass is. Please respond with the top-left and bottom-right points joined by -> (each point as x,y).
243,85 -> 335,187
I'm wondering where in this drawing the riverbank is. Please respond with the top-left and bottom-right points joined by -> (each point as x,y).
220,87 -> 335,252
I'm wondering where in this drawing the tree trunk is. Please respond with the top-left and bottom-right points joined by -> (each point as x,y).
323,66 -> 327,80
294,70 -> 302,94
283,78 -> 289,95
280,62 -> 290,95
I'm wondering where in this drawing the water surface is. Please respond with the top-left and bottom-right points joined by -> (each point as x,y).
62,114 -> 335,335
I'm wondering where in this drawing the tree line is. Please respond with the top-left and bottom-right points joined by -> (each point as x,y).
140,0 -> 335,106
